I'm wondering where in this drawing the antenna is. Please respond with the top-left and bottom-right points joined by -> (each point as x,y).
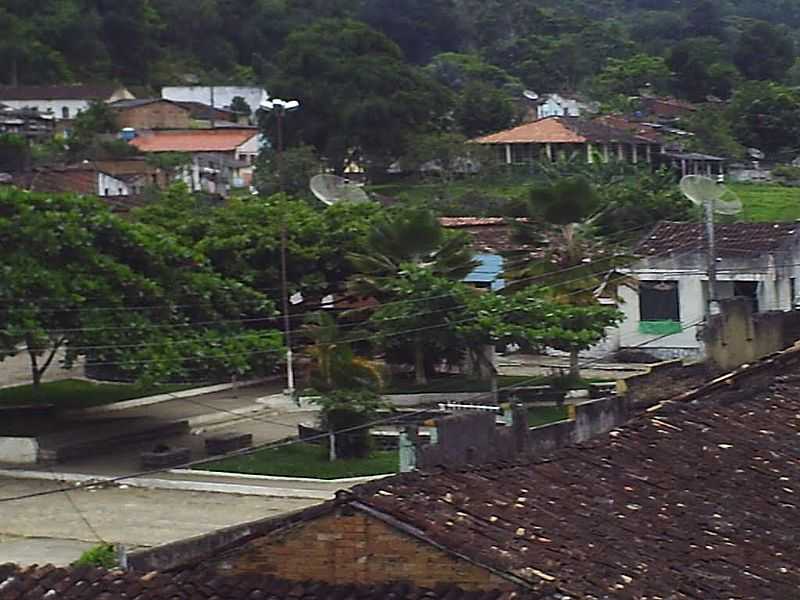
523,90 -> 539,101
309,174 -> 370,206
680,175 -> 743,316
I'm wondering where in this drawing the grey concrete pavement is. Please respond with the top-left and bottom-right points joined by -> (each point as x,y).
0,536 -> 95,567
0,477 -> 317,565
0,350 -> 84,389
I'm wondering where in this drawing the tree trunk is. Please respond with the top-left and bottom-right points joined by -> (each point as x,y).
569,347 -> 580,379
414,336 -> 427,386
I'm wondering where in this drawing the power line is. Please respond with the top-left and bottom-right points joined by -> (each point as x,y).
0,316 -> 706,505
0,239 -> 706,370
0,220 -> 653,314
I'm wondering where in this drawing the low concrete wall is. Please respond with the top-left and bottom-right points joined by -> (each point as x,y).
384,392 -> 489,407
702,299 -> 800,372
0,437 -> 39,464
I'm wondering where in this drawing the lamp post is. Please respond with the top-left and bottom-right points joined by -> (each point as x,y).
259,97 -> 301,395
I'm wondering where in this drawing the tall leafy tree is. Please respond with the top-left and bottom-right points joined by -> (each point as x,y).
504,178 -> 632,376
0,188 -> 280,388
271,19 -> 452,176
348,205 -> 478,300
734,20 -> 795,81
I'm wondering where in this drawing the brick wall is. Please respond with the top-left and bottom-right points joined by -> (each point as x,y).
208,509 -> 513,591
115,102 -> 191,130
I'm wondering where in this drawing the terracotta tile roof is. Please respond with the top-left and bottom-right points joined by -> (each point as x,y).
638,221 -> 800,258
593,114 -> 664,143
473,116 -> 649,145
109,98 -> 187,112
342,345 -> 800,598
0,564 -> 530,599
13,168 -> 99,195
439,217 -> 526,254
174,101 -> 237,120
0,85 -> 125,101
129,128 -> 258,153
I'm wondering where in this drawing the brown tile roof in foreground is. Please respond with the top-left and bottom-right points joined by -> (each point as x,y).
129,128 -> 258,153
0,564 -> 530,600
439,217 -> 529,254
473,116 -> 649,145
0,84 -> 124,101
638,220 -> 800,258
343,344 -> 800,599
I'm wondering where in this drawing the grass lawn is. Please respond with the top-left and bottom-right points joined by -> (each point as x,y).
368,173 -> 533,215
528,405 -> 570,427
729,183 -> 800,222
198,442 -> 398,479
0,378 -> 192,410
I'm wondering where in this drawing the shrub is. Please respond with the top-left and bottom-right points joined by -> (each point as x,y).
73,543 -> 117,569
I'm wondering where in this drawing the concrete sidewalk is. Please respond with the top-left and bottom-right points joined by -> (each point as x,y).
0,477 -> 317,566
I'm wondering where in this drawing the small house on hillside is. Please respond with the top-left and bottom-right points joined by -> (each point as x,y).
0,104 -> 55,140
0,84 -> 134,120
129,128 -> 262,196
161,86 -> 268,118
613,221 -> 800,359
534,93 -> 596,120
109,98 -> 192,130
439,217 -> 518,290
10,165 -> 139,199
474,116 -> 663,166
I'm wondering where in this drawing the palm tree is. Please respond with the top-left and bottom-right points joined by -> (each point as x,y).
504,177 -> 633,376
302,311 -> 385,460
348,205 -> 479,299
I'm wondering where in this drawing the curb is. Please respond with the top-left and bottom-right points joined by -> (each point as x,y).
0,468 -> 334,500
68,377 -> 279,415
169,469 -> 393,485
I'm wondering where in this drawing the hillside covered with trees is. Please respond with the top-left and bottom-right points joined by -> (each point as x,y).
4,0 -> 800,167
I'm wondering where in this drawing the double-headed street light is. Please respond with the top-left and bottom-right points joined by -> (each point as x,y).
259,97 -> 301,395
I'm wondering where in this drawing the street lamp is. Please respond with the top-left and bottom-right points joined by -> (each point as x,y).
259,97 -> 301,395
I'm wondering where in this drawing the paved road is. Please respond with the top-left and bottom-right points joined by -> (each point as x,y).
0,477 -> 317,566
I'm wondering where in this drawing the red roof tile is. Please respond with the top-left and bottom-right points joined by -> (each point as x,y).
638,221 -> 800,257
0,564 -> 531,600
474,116 -> 650,145
130,128 -> 258,153
342,347 -> 800,598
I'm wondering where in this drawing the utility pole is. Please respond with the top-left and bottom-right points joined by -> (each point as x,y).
258,98 -> 301,395
704,198 -> 719,315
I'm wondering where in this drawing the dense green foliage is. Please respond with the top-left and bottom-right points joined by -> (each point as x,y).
3,0 -> 800,162
0,187 -> 282,386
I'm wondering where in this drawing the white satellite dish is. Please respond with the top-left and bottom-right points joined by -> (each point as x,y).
748,148 -> 765,160
309,174 -> 370,206
523,90 -> 539,101
680,175 -> 742,216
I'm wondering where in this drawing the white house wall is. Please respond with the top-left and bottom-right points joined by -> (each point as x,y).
0,99 -> 89,120
96,172 -> 133,197
161,87 -> 268,112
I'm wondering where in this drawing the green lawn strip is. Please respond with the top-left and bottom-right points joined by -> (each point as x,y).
527,405 -> 570,427
197,442 -> 398,479
729,183 -> 800,222
0,379 -> 193,409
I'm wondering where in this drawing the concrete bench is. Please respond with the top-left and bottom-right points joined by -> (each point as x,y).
140,447 -> 191,469
204,432 -> 252,455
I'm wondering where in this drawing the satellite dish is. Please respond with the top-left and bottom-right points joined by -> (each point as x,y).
309,174 -> 370,206
680,175 -> 742,216
748,148 -> 765,160
523,90 -> 539,101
